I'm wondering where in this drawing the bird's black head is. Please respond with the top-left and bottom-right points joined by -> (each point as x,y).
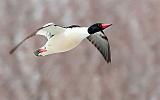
88,23 -> 112,34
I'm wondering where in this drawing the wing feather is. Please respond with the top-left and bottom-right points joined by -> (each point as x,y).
87,32 -> 111,63
9,23 -> 66,54
36,23 -> 66,40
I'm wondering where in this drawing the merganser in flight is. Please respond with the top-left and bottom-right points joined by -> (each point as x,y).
9,23 -> 112,63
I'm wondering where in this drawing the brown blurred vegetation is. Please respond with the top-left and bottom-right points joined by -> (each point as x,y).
0,0 -> 160,100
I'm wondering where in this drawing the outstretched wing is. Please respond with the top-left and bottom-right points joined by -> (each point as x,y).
87,32 -> 111,63
9,23 -> 66,54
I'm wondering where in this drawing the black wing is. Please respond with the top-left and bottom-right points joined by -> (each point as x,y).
87,32 -> 111,63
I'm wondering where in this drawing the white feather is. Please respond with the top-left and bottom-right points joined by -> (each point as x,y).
39,27 -> 90,56
36,23 -> 65,40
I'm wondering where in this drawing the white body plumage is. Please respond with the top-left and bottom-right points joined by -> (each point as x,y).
40,27 -> 89,56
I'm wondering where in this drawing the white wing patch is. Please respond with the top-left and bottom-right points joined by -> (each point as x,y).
36,23 -> 66,40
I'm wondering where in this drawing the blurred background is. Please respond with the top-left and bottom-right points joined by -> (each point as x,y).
0,0 -> 160,100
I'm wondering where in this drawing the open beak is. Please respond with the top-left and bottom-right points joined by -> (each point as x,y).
101,23 -> 112,29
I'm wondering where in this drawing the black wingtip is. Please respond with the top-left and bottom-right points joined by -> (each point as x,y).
106,58 -> 111,63
9,49 -> 14,54
9,32 -> 36,55
104,54 -> 111,63
106,43 -> 111,63
9,43 -> 20,54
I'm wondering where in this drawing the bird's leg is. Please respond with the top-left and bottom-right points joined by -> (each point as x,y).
39,48 -> 47,53
34,47 -> 47,56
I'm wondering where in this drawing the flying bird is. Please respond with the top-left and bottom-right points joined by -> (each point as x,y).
9,23 -> 112,63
